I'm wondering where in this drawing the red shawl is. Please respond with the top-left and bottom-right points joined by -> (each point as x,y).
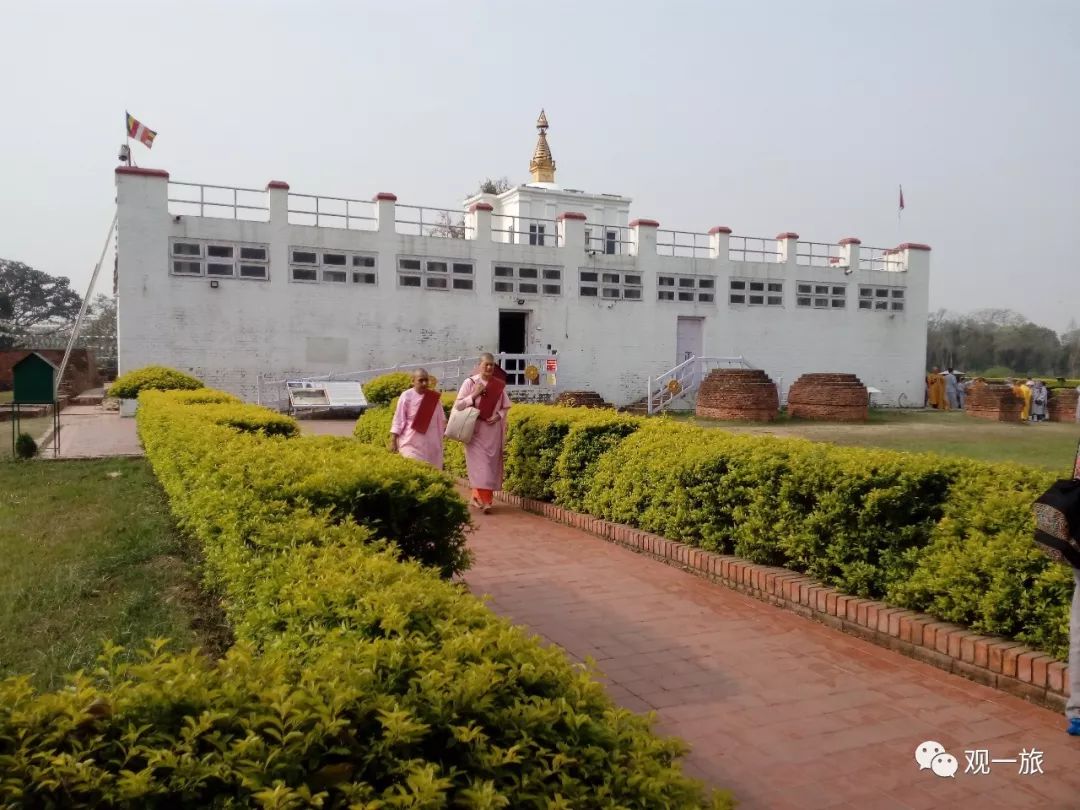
410,389 -> 441,434
474,376 -> 506,420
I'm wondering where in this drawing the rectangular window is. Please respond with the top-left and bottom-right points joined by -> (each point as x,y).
580,286 -> 598,296
494,264 -> 563,295
767,295 -> 783,306
698,293 -> 714,303
293,250 -> 317,264
399,259 -> 422,271
699,279 -> 715,289
240,246 -> 267,261
875,300 -> 888,310
731,280 -> 746,290
426,276 -> 448,289
288,247 -> 373,286
173,242 -> 201,257
240,265 -> 268,280
400,275 -> 421,287
659,290 -> 675,301
605,230 -> 616,255
353,255 -> 375,268
529,223 -> 546,246
394,256 -> 473,292
495,266 -> 513,277
543,284 -> 561,295
797,296 -> 812,307
749,281 -> 765,292
891,302 -> 905,311
891,289 -> 905,299
732,278 -> 782,306
519,283 -> 539,294
767,282 -> 783,293
749,295 -> 765,305
427,261 -> 448,273
815,285 -> 829,295
602,272 -> 620,284
353,272 -> 376,284
519,267 -> 538,279
207,262 -> 234,277
173,260 -> 202,275
859,300 -> 872,310
543,268 -> 561,280
679,277 -> 696,288
495,281 -> 514,292
453,263 -> 473,275
624,288 -> 641,300
453,278 -> 473,290
678,291 -> 694,302
208,245 -> 233,259
323,270 -> 347,283
659,276 -> 675,287
324,253 -> 347,266
730,294 -> 746,304
292,267 -> 318,282
798,283 -> 812,294
580,271 -> 598,282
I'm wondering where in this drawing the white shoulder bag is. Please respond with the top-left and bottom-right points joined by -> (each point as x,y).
445,401 -> 481,443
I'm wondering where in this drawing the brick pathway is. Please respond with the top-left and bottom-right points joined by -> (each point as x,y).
45,406 -> 144,458
464,500 -> 1080,810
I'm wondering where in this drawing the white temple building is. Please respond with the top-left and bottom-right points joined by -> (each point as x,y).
114,111 -> 931,410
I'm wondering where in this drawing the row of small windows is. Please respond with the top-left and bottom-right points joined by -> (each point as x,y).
169,243 -> 906,311
579,270 -> 642,300
729,279 -> 784,306
171,239 -> 269,280
494,265 -> 562,296
398,257 -> 475,290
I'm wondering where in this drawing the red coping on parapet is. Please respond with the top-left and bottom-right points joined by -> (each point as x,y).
838,237 -> 862,245
115,166 -> 169,178
775,232 -> 800,240
707,226 -> 732,235
469,202 -> 494,212
629,218 -> 659,228
372,192 -> 398,202
266,181 -> 290,190
557,211 -> 587,221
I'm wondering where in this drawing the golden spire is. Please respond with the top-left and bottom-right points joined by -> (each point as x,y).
529,109 -> 556,183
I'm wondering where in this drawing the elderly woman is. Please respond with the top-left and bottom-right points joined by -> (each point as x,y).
390,369 -> 446,469
455,352 -> 511,513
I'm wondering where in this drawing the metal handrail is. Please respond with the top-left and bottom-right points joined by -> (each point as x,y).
396,204 -> 475,239
859,246 -> 905,272
491,214 -> 561,247
287,193 -> 377,230
656,229 -> 711,258
584,225 -> 631,256
167,182 -> 269,221
729,235 -> 781,263
647,355 -> 753,414
796,241 -> 843,267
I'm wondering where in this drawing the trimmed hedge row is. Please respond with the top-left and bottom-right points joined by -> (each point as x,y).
0,391 -> 727,808
108,365 -> 204,399
361,372 -> 414,407
491,407 -> 1071,659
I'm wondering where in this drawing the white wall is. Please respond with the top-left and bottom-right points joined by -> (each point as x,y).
116,168 -> 930,408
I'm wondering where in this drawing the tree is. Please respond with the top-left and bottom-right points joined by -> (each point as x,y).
477,177 -> 512,195
428,211 -> 467,239
0,259 -> 82,345
82,294 -> 116,340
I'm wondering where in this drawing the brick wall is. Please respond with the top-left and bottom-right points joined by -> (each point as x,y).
0,349 -> 101,394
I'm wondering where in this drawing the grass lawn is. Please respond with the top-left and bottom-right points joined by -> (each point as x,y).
0,415 -> 54,460
674,408 -> 1080,472
0,458 -> 230,690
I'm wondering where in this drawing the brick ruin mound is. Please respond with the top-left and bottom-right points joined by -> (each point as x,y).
695,369 -> 779,422
787,373 -> 869,422
1048,388 -> 1079,423
555,390 -> 612,409
964,381 -> 1023,422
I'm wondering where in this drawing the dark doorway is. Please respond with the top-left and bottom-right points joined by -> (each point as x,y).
498,311 -> 528,354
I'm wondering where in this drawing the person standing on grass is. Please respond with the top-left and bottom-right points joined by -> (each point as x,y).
1031,381 -> 1049,423
390,369 -> 446,469
927,367 -> 945,409
944,368 -> 960,410
455,352 -> 511,514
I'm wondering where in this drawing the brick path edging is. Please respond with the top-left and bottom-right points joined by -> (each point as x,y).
485,487 -> 1068,713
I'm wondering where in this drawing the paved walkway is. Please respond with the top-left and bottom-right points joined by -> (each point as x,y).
44,406 -> 143,458
464,501 -> 1080,810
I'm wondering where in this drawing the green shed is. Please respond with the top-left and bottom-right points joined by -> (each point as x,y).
13,353 -> 59,404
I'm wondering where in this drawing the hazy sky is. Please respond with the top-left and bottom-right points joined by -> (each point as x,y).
3,0 -> 1078,331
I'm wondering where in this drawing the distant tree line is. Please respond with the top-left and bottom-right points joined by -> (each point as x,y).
927,308 -> 1080,378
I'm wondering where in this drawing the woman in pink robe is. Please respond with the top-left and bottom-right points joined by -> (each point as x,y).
390,369 -> 446,469
455,353 -> 511,513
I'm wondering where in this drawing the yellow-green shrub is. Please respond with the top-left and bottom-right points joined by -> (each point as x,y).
362,371 -> 413,406
108,365 -> 203,398
0,390 -> 729,807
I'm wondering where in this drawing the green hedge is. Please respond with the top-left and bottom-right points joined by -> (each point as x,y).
354,393 -> 467,479
497,407 -> 1071,659
0,391 -> 726,808
362,372 -> 414,407
108,365 -> 204,399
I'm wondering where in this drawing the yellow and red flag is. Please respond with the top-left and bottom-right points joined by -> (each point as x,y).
125,112 -> 157,148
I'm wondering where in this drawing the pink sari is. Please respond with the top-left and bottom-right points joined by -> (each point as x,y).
455,375 -> 511,491
391,388 -> 446,469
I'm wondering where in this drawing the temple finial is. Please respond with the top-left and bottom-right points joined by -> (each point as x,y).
529,109 -> 556,183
